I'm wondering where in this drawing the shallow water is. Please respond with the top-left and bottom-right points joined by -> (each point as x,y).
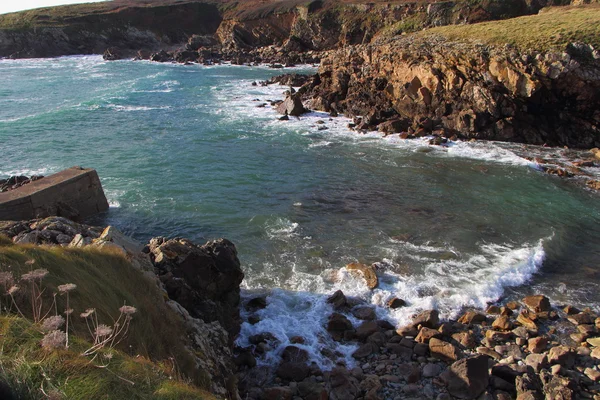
1,56 -> 599,367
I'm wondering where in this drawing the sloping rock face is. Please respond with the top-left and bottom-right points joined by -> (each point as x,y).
302,37 -> 600,148
148,237 -> 245,342
0,0 -> 561,59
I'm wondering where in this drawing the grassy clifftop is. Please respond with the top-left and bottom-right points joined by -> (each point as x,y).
425,4 -> 600,51
0,236 -> 215,399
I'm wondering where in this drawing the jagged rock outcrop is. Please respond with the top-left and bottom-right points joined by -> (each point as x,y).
147,236 -> 245,342
301,36 -> 600,148
0,0 -> 567,60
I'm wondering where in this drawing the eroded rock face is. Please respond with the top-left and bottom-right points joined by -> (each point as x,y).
148,237 -> 244,342
301,37 -> 600,148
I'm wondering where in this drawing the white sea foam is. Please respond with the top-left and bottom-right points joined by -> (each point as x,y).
265,217 -> 299,240
239,236 -> 548,369
0,167 -> 51,178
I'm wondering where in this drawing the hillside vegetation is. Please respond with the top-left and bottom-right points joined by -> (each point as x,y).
0,236 -> 215,399
426,4 -> 600,51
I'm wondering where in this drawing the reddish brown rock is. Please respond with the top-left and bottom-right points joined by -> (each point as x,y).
416,327 -> 442,343
412,309 -> 440,329
346,262 -> 378,290
492,315 -> 513,331
429,338 -> 462,362
516,313 -> 537,331
527,336 -> 548,354
567,312 -> 595,325
522,295 -> 551,313
441,355 -> 489,399
548,345 -> 576,368
458,311 -> 487,325
387,297 -> 406,309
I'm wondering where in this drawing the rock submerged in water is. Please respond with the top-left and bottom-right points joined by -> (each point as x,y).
345,262 -> 378,290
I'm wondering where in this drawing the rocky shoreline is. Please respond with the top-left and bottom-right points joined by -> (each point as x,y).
1,214 -> 600,399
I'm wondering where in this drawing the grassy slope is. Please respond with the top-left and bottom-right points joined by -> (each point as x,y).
425,4 -> 600,51
0,236 -> 215,399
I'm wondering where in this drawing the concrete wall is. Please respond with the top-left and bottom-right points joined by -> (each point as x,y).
0,167 -> 109,221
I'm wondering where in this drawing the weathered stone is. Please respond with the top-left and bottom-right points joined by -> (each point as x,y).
525,353 -> 548,372
150,237 -> 244,342
486,330 -> 513,344
412,309 -> 440,328
588,337 -> 600,347
327,313 -> 353,341
352,306 -> 376,321
276,362 -> 309,382
281,346 -> 309,363
416,326 -> 442,343
263,386 -> 293,400
492,316 -> 513,331
584,367 -> 600,382
352,342 -> 378,359
423,363 -> 442,377
567,312 -> 595,325
298,380 -> 327,400
346,262 -> 378,289
246,296 -> 267,311
327,290 -> 347,310
430,338 -> 462,362
522,295 -> 551,313
276,93 -> 306,117
528,336 -> 548,354
396,325 -> 419,337
516,313 -> 537,331
486,305 -> 502,315
441,355 -> 489,399
547,345 -> 576,368
458,311 -> 486,325
387,297 -> 406,308
356,321 -> 380,341
452,331 -> 477,349
0,167 -> 109,221
386,343 -> 413,359
476,347 -> 502,360
326,366 -> 360,400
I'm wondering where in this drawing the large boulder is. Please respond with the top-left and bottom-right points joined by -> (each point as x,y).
276,93 -> 307,117
346,262 -> 378,290
148,237 -> 244,342
441,355 -> 490,399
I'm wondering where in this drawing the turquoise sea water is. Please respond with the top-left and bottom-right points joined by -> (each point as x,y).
2,56 -> 600,366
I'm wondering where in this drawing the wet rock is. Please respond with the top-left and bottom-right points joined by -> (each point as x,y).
412,309 -> 440,328
423,363 -> 442,377
235,350 -> 257,368
352,306 -> 376,321
346,262 -> 378,289
563,305 -> 580,315
485,330 -> 513,344
327,313 -> 353,341
327,290 -> 347,310
441,355 -> 489,399
567,312 -> 594,325
366,331 -> 388,348
327,367 -> 360,400
263,386 -> 293,400
356,321 -> 380,341
487,305 -> 502,315
281,346 -> 309,363
522,295 -> 551,313
276,362 -> 310,382
386,343 -> 413,359
352,342 -> 379,359
246,296 -> 267,311
377,118 -> 410,134
298,380 -> 327,400
276,93 -> 306,117
387,297 -> 406,309
429,338 -> 462,362
397,325 -> 419,337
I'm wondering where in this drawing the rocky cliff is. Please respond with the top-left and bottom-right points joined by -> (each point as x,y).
299,5 -> 600,148
0,0 -> 568,59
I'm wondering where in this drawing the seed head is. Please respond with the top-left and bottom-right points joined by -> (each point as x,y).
7,285 -> 19,295
64,308 -> 74,316
21,268 -> 49,282
58,283 -> 77,293
119,305 -> 137,315
80,308 -> 95,318
24,259 -> 35,266
41,316 -> 65,332
0,271 -> 13,287
95,324 -> 113,337
41,330 -> 66,350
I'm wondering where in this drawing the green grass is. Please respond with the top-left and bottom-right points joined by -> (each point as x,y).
425,4 -> 600,51
0,238 -> 215,398
0,316 -> 216,399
